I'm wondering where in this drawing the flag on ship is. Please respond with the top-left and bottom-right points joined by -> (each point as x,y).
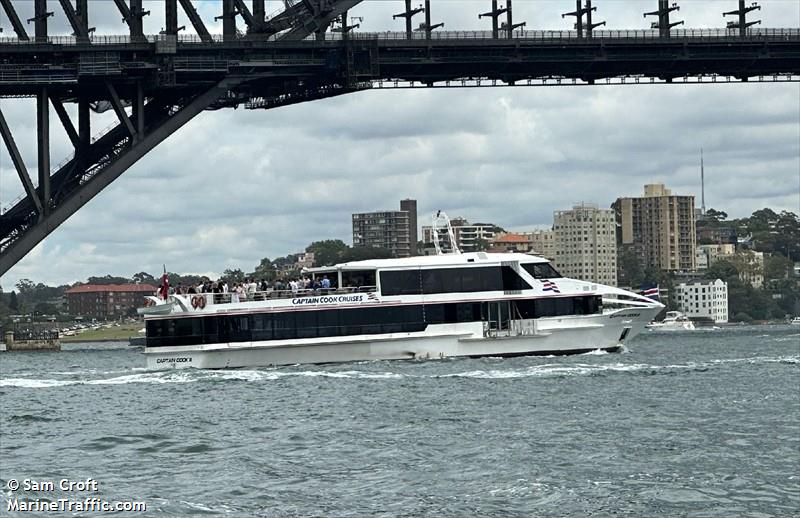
541,279 -> 560,293
640,284 -> 660,300
159,265 -> 170,300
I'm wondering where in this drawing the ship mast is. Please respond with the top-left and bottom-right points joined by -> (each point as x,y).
431,211 -> 461,255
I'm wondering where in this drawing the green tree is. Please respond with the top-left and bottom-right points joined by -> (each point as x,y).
253,257 -> 277,281
221,268 -> 245,284
617,247 -> 644,288
307,240 -> 349,267
34,302 -> 59,316
473,238 -> 491,252
86,275 -> 132,285
764,253 -> 793,282
706,260 -> 739,283
132,271 -> 157,285
704,208 -> 728,224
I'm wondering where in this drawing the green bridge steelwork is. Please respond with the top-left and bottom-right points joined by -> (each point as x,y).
0,0 -> 799,274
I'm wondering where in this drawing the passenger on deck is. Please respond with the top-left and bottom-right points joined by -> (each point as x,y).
321,275 -> 331,290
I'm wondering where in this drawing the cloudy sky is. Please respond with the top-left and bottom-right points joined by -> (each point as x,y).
1,0 -> 798,289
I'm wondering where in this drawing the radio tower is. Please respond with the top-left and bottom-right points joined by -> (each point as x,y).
700,148 -> 706,215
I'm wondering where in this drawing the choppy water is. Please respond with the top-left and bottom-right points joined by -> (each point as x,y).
1,326 -> 798,517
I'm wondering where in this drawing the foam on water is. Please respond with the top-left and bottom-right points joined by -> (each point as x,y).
3,352 -> 797,388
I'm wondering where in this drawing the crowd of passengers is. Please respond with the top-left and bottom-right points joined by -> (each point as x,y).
164,275 -> 340,302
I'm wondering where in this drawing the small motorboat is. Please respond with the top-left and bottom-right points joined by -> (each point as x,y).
647,311 -> 695,331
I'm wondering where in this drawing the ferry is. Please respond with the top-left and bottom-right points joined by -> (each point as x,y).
138,253 -> 663,370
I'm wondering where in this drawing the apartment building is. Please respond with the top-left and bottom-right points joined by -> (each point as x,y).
674,279 -> 729,323
553,203 -> 618,286
524,229 -> 556,262
352,200 -> 417,258
613,183 -> 697,272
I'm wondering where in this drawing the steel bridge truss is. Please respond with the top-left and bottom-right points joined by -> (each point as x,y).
0,0 -> 798,275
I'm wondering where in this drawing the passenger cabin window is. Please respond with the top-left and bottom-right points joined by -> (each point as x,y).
522,262 -> 563,279
342,270 -> 376,290
380,266 -> 530,296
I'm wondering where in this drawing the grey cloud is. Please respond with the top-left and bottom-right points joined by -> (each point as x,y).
1,1 -> 798,289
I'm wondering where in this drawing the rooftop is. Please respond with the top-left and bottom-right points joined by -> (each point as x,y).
66,284 -> 156,294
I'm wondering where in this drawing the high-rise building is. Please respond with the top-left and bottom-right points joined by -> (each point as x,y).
352,199 -> 417,258
552,203 -> 618,285
400,199 -> 418,255
613,183 -> 697,273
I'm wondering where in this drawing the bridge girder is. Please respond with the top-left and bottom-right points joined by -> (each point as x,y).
0,1 -> 798,274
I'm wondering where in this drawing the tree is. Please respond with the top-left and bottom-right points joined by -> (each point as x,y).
473,238 -> 491,252
706,260 -> 739,283
221,268 -> 245,284
34,302 -> 59,316
764,254 -> 792,282
86,275 -> 132,285
253,257 -> 277,281
307,240 -> 349,267
617,247 -> 644,288
704,208 -> 728,223
132,271 -> 157,285
9,291 -> 18,312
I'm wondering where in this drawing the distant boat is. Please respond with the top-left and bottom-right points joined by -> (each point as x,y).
647,311 -> 696,331
790,317 -> 800,325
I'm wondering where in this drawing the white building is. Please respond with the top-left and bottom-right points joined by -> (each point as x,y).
674,279 -> 729,323
553,203 -> 617,286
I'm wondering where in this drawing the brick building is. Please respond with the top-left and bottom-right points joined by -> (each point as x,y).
65,284 -> 156,318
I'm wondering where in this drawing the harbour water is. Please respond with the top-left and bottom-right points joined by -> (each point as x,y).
1,326 -> 798,516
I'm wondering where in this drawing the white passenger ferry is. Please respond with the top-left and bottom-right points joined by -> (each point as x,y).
139,252 -> 663,369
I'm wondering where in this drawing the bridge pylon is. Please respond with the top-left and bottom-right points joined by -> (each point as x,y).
644,1 -> 683,38
479,1 -> 508,39
393,0 -> 425,40
724,0 -> 761,37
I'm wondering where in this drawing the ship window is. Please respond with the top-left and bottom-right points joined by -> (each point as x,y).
380,270 -> 421,295
250,314 -> 272,341
273,313 -> 296,340
522,263 -> 563,279
296,312 -> 318,338
502,266 -> 532,291
318,310 -> 341,337
342,270 -> 376,290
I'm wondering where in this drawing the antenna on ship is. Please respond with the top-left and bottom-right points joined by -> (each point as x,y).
700,147 -> 706,215
431,211 -> 461,255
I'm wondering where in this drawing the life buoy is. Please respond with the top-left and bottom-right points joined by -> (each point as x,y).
191,296 -> 200,309
197,296 -> 206,310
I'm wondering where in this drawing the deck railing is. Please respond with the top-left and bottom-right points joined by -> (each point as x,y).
0,28 -> 797,47
174,285 -> 378,306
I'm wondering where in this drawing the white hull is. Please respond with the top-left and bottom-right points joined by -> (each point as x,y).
145,307 -> 660,369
